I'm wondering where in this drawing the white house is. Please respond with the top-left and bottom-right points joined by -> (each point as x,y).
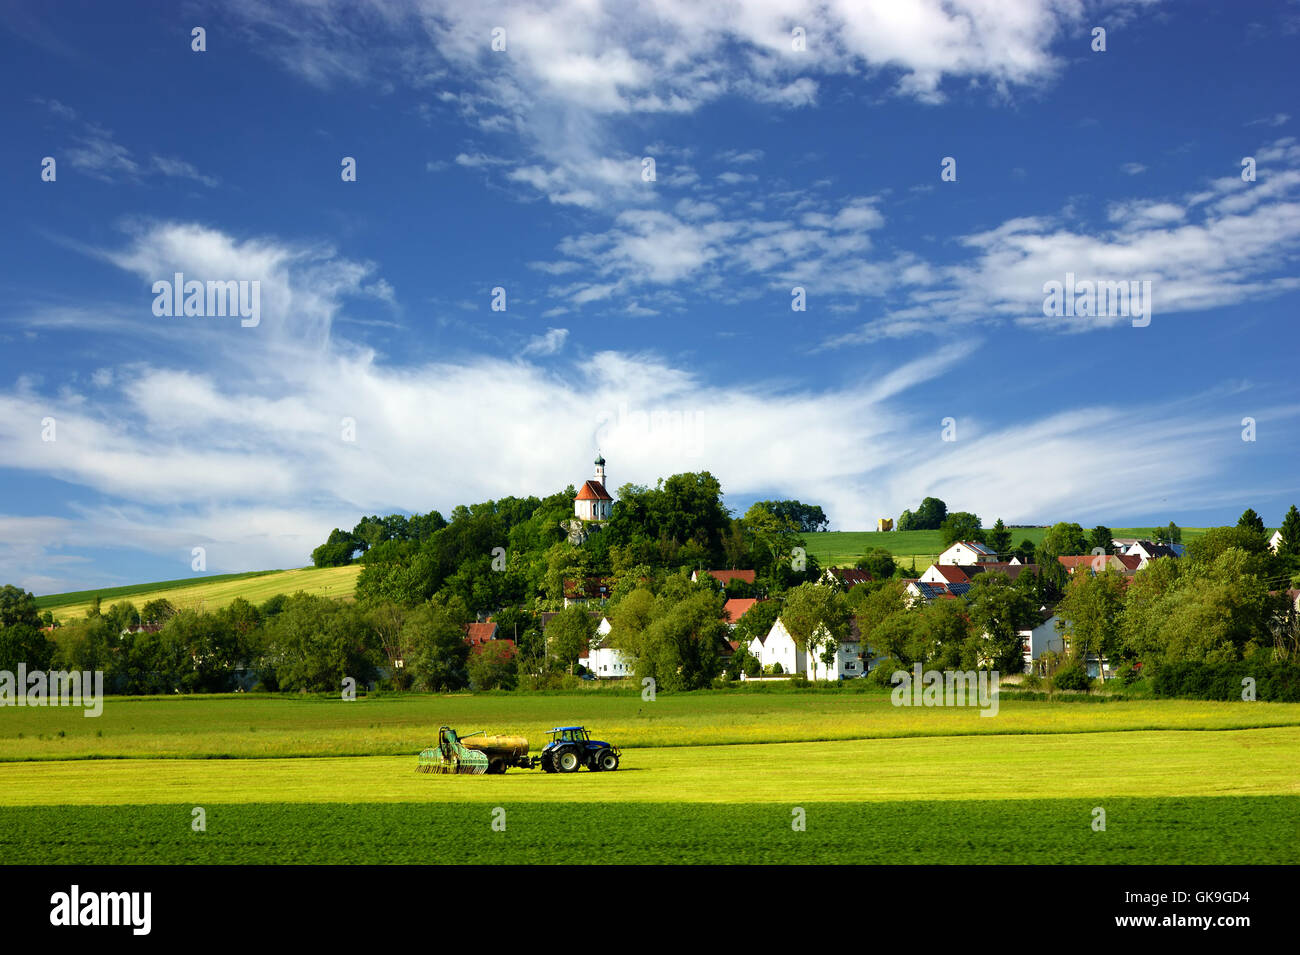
574,454 -> 613,522
580,617 -> 634,677
938,540 -> 997,566
1123,540 -> 1183,561
1019,611 -> 1065,673
749,617 -> 864,679
1269,530 -> 1283,553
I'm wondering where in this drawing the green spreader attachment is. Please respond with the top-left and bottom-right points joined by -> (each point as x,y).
417,725 -> 490,775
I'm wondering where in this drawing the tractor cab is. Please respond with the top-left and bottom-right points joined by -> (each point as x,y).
549,726 -> 589,744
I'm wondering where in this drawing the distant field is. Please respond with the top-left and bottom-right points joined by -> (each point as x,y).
803,527 -> 1208,567
3,691 -> 1297,761
41,565 -> 361,624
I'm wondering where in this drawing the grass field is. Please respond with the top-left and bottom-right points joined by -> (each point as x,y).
39,565 -> 362,624
5,797 -> 1295,864
0,690 -> 1296,863
4,691 -> 1300,760
802,527 -> 1208,567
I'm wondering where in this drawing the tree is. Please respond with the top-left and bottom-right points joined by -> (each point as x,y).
731,597 -> 781,646
636,589 -> 727,690
1056,569 -> 1126,681
546,605 -> 596,674
1038,522 -> 1088,560
939,512 -> 983,548
1087,526 -> 1114,556
854,548 -> 897,580
896,509 -> 915,532
751,500 -> 829,533
779,583 -> 850,679
986,520 -> 1012,559
912,497 -> 948,531
468,641 -> 517,690
402,602 -> 469,691
966,572 -> 1038,673
1237,509 -> 1266,535
1012,539 -> 1037,564
1152,521 -> 1182,546
311,528 -> 363,567
0,622 -> 54,674
0,585 -> 42,630
1278,505 -> 1300,557
140,598 -> 177,626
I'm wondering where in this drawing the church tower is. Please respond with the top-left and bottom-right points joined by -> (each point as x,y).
574,453 -> 613,522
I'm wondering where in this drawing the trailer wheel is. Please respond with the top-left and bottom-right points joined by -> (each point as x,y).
597,750 -> 619,772
555,747 -> 581,773
487,759 -> 506,775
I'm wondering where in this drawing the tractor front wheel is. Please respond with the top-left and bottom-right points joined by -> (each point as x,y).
556,747 -> 581,773
597,749 -> 620,772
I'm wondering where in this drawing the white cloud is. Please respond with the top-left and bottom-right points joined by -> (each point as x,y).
4,222 -> 1295,590
522,327 -> 569,355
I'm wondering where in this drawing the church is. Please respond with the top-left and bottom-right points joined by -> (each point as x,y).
574,454 -> 613,521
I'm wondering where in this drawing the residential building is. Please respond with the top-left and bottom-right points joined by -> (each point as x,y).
937,540 -> 997,565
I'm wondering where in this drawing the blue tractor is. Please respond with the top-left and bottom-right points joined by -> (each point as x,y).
539,726 -> 620,773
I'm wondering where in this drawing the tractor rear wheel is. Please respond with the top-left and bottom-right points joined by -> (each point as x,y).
556,747 -> 581,773
597,749 -> 620,772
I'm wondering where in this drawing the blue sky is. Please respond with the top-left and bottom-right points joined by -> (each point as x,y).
2,0 -> 1299,595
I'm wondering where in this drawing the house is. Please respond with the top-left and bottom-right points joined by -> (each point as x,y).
877,517 -> 894,532
904,579 -> 967,605
464,622 -> 498,648
463,622 -> 516,660
1269,530 -> 1284,553
1019,611 -> 1064,672
573,454 -> 613,522
819,567 -> 873,589
920,563 -> 969,586
748,616 -> 865,679
562,576 -> 613,607
691,569 -> 756,587
722,597 -> 762,625
1057,554 -> 1134,576
587,644 -> 633,678
937,540 -> 997,566
1123,540 -> 1183,561
960,561 -> 1038,582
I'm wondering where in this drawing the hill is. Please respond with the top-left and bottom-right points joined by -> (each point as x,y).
38,565 -> 361,624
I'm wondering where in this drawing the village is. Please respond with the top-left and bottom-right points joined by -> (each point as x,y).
458,456 -> 1300,684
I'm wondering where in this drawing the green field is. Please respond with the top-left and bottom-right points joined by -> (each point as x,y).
3,797 -> 1295,864
802,527 -> 1208,567
2,691 -> 1299,760
39,565 -> 362,624
0,690 -> 1296,863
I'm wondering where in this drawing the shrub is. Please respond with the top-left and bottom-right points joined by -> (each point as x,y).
1051,658 -> 1092,692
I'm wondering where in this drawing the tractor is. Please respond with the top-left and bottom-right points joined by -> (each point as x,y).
538,725 -> 620,773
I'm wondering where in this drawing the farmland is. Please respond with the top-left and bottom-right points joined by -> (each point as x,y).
38,565 -> 362,624
801,527 -> 1209,567
1,690 -> 1297,864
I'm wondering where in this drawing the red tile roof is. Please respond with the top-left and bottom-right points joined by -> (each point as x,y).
829,567 -> 873,587
699,569 -> 756,585
563,577 -> 613,600
723,597 -> 761,623
575,480 -> 612,501
930,564 -> 970,584
464,622 -> 498,646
